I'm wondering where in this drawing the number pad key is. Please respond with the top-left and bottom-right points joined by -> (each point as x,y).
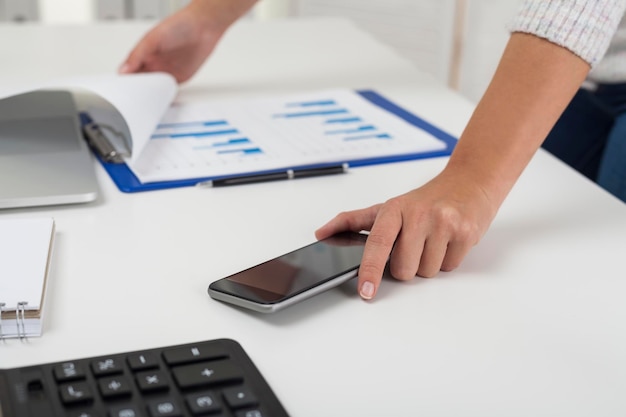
172,359 -> 243,389
185,391 -> 222,415
53,362 -> 86,382
135,370 -> 169,393
235,410 -> 266,417
59,381 -> 93,405
162,345 -> 228,365
127,353 -> 159,371
109,404 -> 144,417
98,375 -> 132,398
91,358 -> 124,376
146,398 -> 183,417
223,386 -> 258,409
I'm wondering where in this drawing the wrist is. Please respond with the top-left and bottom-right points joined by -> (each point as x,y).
439,154 -> 511,218
189,0 -> 258,34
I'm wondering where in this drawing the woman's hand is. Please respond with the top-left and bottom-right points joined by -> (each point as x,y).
119,0 -> 256,83
315,170 -> 498,300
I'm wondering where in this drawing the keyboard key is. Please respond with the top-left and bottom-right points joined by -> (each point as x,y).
98,375 -> 132,398
235,409 -> 266,417
135,370 -> 169,393
146,398 -> 183,417
127,353 -> 159,371
185,391 -> 222,415
109,404 -> 144,417
162,345 -> 228,365
70,410 -> 100,417
171,359 -> 243,389
59,381 -> 94,405
223,386 -> 258,409
53,362 -> 86,382
92,358 -> 124,376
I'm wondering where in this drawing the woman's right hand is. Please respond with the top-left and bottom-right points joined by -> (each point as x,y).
119,0 -> 257,83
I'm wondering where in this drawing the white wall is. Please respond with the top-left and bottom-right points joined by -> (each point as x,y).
458,0 -> 521,101
293,0 -> 522,103
10,0 -> 521,103
293,0 -> 458,87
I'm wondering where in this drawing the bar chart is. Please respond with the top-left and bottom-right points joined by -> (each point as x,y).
128,90 -> 450,184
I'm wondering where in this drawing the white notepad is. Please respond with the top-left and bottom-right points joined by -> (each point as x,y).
0,217 -> 55,339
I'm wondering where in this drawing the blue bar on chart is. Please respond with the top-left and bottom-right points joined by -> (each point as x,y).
217,148 -> 263,156
272,109 -> 349,118
324,125 -> 376,135
156,120 -> 229,129
324,117 -> 362,124
193,138 -> 252,150
152,118 -> 266,157
152,129 -> 240,139
285,99 -> 337,107
344,133 -> 392,141
152,118 -> 240,139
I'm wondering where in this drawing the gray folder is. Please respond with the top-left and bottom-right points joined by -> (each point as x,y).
0,90 -> 98,209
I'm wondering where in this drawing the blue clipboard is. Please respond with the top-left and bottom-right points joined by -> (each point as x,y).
85,90 -> 457,193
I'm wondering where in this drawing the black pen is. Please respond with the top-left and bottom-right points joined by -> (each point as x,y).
196,163 -> 349,188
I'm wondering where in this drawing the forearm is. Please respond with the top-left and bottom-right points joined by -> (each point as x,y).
445,32 -> 591,208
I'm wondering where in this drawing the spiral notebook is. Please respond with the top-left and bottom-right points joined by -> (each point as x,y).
0,217 -> 55,339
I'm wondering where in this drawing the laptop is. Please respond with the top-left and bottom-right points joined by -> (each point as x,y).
0,90 -> 98,209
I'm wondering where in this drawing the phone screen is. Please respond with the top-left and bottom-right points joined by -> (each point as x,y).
209,232 -> 367,305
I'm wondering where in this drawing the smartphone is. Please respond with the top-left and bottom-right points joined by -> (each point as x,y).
208,231 -> 368,313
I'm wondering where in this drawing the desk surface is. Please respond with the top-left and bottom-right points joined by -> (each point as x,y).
1,17 -> 626,416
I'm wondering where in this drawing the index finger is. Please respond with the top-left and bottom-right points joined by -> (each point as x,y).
118,31 -> 160,74
357,203 -> 402,300
315,204 -> 381,240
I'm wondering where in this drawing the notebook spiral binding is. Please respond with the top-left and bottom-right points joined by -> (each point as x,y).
0,301 -> 29,340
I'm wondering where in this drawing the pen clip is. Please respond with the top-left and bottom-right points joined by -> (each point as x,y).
82,121 -> 127,164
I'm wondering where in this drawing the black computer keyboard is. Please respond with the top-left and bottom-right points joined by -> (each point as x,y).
0,339 -> 289,417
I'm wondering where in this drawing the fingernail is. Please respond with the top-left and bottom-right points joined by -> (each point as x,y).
119,63 -> 130,73
360,281 -> 375,300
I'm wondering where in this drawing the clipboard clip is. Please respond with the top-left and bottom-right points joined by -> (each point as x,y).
80,113 -> 128,164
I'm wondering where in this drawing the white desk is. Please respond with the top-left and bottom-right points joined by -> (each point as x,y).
2,17 -> 626,416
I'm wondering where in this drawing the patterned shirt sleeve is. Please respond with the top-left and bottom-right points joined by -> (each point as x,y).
509,0 -> 626,66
